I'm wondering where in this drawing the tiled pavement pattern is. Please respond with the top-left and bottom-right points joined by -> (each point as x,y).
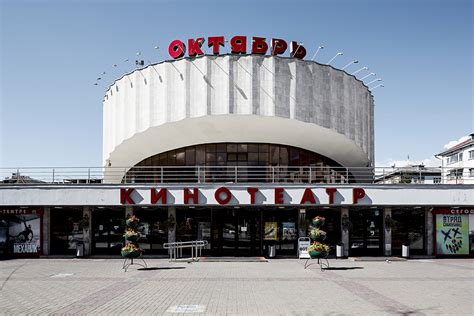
0,258 -> 473,315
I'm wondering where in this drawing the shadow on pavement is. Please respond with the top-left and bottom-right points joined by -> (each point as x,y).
324,267 -> 364,270
138,267 -> 186,271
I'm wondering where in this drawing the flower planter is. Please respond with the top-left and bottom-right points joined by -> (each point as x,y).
308,250 -> 328,258
125,235 -> 140,242
312,219 -> 325,227
310,234 -> 326,242
125,219 -> 139,228
121,250 -> 142,258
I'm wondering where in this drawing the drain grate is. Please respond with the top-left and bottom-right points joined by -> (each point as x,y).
166,305 -> 206,313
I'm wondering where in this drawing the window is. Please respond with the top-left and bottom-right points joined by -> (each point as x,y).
470,169 -> 474,177
469,150 -> 474,160
447,169 -> 463,179
433,177 -> 441,184
447,152 -> 463,164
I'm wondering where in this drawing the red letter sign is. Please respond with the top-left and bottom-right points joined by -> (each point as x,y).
151,188 -> 167,204
291,41 -> 306,59
169,39 -> 186,59
188,38 -> 205,57
184,188 -> 199,204
271,38 -> 287,56
231,36 -> 247,54
208,36 -> 225,55
274,187 -> 284,204
247,187 -> 258,204
215,187 -> 232,205
120,188 -> 135,205
326,188 -> 337,204
300,188 -> 317,204
353,188 -> 366,204
251,37 -> 268,55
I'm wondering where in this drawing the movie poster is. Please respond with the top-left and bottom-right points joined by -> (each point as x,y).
264,222 -> 278,240
436,214 -> 469,255
282,222 -> 296,241
0,208 -> 43,257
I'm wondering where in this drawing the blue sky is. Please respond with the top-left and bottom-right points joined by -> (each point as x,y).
1,0 -> 472,168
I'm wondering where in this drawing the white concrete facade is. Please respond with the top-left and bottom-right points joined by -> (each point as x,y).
436,135 -> 474,184
102,55 -> 374,182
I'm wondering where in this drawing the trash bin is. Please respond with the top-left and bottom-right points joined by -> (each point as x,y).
268,245 -> 276,258
402,245 -> 409,258
76,241 -> 84,257
336,243 -> 344,258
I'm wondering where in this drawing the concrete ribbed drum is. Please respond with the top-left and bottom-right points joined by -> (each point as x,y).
102,55 -> 374,182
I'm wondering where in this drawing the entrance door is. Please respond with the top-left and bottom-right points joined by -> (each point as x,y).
349,209 -> 383,256
212,209 -> 261,256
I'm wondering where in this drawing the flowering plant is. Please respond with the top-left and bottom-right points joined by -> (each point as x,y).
123,229 -> 138,238
308,242 -> 330,253
125,215 -> 140,228
121,243 -> 142,253
312,216 -> 325,222
309,228 -> 326,236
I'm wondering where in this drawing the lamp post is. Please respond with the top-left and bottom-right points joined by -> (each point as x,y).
366,78 -> 382,86
360,72 -> 376,80
351,67 -> 368,75
327,52 -> 343,65
342,60 -> 359,70
371,84 -> 384,90
311,45 -> 324,61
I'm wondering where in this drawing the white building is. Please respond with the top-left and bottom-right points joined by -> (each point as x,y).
436,134 -> 474,184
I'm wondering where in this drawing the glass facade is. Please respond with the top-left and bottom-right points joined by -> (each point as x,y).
50,208 -> 83,255
125,143 -> 350,183
391,209 -> 425,255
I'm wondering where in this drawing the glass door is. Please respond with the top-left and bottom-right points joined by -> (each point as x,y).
349,209 -> 383,256
92,208 -> 124,255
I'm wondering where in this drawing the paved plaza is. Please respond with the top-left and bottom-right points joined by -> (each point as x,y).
0,257 -> 473,315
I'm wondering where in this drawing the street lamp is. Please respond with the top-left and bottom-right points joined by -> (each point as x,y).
371,84 -> 384,90
366,78 -> 382,85
327,52 -> 343,65
311,45 -> 324,61
351,67 -> 368,75
342,60 -> 359,70
360,72 -> 376,80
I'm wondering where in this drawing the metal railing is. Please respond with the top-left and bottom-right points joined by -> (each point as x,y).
163,240 -> 209,262
0,165 -> 470,185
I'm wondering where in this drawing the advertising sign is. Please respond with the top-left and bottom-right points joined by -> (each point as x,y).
436,214 -> 469,255
264,222 -> 278,240
298,237 -> 311,259
0,208 -> 43,257
282,222 -> 297,241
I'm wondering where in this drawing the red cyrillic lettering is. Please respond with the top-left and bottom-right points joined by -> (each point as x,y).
275,187 -> 284,204
184,188 -> 199,204
188,38 -> 205,57
120,188 -> 135,204
231,36 -> 247,54
215,187 -> 232,205
151,188 -> 167,204
326,188 -> 337,204
251,37 -> 268,55
247,187 -> 258,204
208,36 -> 225,55
291,41 -> 306,59
168,39 -> 186,59
300,188 -> 316,204
353,188 -> 366,204
271,38 -> 287,56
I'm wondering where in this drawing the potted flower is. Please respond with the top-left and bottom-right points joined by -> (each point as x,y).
125,215 -> 140,228
307,242 -> 330,258
309,228 -> 327,241
123,229 -> 140,242
121,243 -> 143,258
312,216 -> 325,227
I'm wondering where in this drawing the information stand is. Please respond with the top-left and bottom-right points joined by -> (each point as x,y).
298,237 -> 311,259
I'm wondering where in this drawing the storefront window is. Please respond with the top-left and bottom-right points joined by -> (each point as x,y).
263,208 -> 298,256
133,208 -> 168,254
51,207 -> 83,255
391,209 -> 425,255
92,208 -> 124,255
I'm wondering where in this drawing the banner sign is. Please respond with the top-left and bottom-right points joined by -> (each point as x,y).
298,237 -> 311,259
0,208 -> 43,256
264,222 -> 278,240
435,214 -> 469,255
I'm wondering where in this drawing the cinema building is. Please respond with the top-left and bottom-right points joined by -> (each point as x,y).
1,39 -> 473,259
